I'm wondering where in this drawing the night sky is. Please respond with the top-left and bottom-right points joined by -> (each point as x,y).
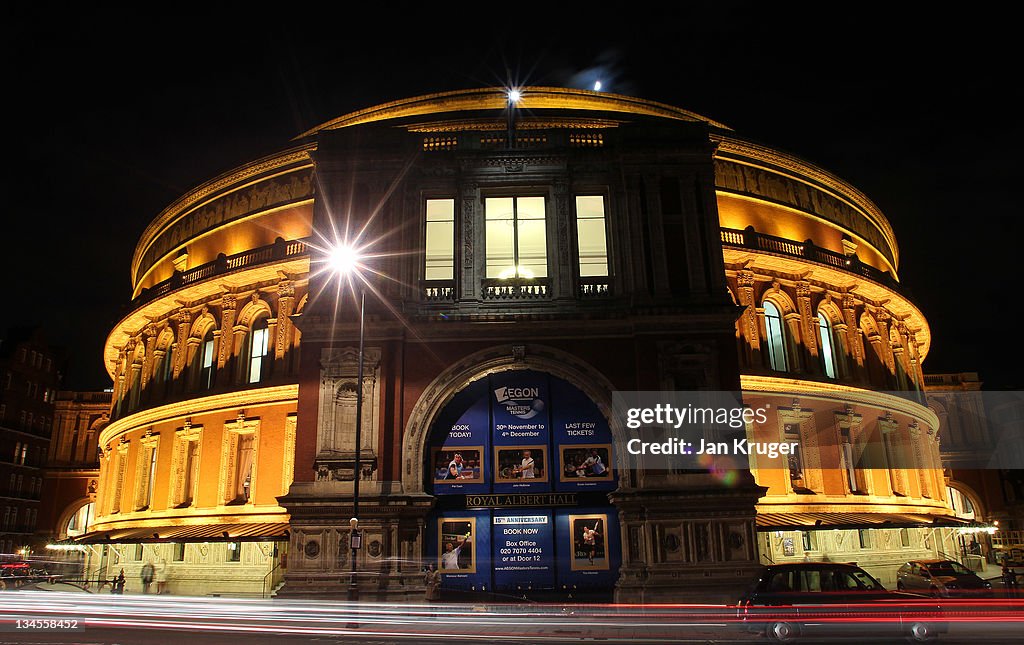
6,7 -> 1021,391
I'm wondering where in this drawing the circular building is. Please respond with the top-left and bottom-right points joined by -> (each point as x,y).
86,87 -> 957,599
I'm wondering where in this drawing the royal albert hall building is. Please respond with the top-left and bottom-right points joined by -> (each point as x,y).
82,88 -> 962,601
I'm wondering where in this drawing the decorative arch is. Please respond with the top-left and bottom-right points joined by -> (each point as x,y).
400,344 -> 624,494
236,295 -> 273,329
152,325 -> 176,386
55,497 -> 95,539
859,310 -> 888,367
946,480 -> 986,520
760,284 -> 798,316
817,298 -> 843,326
188,310 -> 219,340
859,311 -> 881,342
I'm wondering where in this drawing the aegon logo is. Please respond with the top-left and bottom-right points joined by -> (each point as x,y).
494,386 -> 540,402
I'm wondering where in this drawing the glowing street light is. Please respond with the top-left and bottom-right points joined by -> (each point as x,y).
593,80 -> 602,92
507,88 -> 522,104
328,243 -> 361,275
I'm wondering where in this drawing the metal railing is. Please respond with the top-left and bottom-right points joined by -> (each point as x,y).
721,227 -> 904,295
481,278 -> 551,300
130,237 -> 308,310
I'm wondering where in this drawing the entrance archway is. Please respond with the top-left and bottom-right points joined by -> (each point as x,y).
405,346 -> 623,599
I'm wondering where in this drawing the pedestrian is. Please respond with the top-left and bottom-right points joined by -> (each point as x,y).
112,569 -> 126,595
1002,561 -> 1017,597
140,560 -> 155,594
155,558 -> 169,594
424,562 -> 441,602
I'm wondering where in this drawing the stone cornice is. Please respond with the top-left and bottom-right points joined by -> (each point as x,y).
98,385 -> 298,447
740,374 -> 939,429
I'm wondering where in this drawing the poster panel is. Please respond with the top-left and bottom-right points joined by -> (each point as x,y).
555,508 -> 620,589
491,510 -> 555,591
431,378 -> 490,494
491,372 -> 551,493
430,510 -> 491,591
550,376 -> 615,492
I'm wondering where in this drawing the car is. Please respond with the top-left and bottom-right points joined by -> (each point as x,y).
738,562 -> 945,642
896,559 -> 994,598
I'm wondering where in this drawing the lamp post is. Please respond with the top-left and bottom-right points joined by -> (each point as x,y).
327,244 -> 365,615
349,286 -> 365,606
506,88 -> 521,149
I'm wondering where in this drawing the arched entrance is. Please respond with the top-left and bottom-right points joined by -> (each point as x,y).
423,368 -> 620,599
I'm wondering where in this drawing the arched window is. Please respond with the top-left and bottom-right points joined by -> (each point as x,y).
247,318 -> 270,384
763,300 -> 788,372
817,312 -> 837,379
199,330 -> 216,390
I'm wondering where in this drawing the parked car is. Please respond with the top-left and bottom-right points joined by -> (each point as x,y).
738,562 -> 944,642
896,559 -> 993,598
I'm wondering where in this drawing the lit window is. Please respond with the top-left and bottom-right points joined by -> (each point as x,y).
200,332 -> 215,390
425,199 -> 455,280
227,542 -> 241,562
235,435 -> 255,503
802,531 -> 816,551
575,196 -> 608,277
784,423 -> 806,491
818,313 -> 837,378
173,542 -> 185,561
763,300 -> 788,371
184,440 -> 200,506
839,426 -> 864,494
485,196 -> 547,278
858,529 -> 872,549
248,319 -> 270,384
137,444 -> 158,510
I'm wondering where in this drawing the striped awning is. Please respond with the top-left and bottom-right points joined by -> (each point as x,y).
73,522 -> 290,544
756,512 -> 973,531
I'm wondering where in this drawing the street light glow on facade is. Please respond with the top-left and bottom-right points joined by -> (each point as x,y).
328,244 -> 362,275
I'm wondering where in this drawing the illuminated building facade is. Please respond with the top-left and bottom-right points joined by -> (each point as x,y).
1,328 -> 62,560
35,390 -> 110,573
87,88 -> 959,599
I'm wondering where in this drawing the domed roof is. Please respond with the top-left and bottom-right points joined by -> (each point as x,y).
298,86 -> 731,138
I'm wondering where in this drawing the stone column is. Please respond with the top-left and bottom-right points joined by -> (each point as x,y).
796,281 -> 817,372
219,295 -> 237,370
735,271 -> 760,365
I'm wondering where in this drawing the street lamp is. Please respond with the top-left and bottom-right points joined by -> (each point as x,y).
327,243 -> 366,611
